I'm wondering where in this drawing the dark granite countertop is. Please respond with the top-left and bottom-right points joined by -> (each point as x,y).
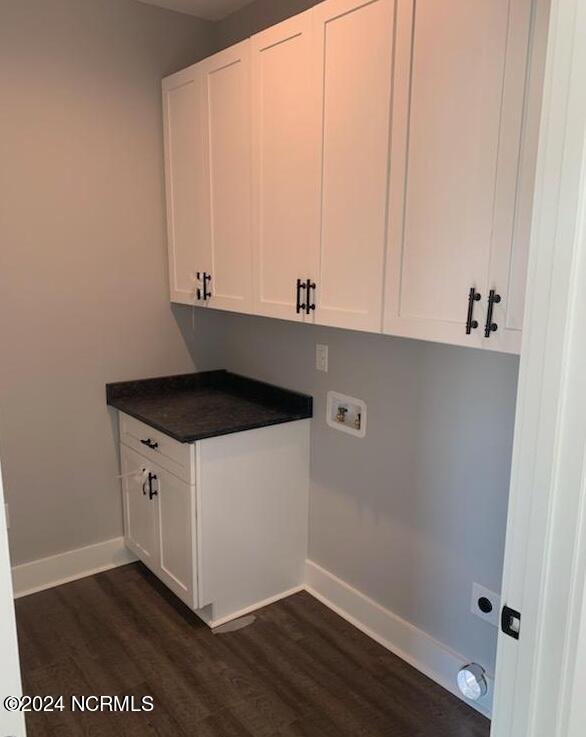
106,370 -> 313,443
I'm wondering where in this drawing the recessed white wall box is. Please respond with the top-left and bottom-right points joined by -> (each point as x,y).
471,583 -> 501,627
326,392 -> 366,438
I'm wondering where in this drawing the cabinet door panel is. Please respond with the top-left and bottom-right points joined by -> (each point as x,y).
484,0 -> 535,354
201,42 -> 253,314
251,11 -> 321,321
385,0 -> 521,349
163,67 -> 211,304
121,446 -> 156,569
155,464 -> 196,608
315,0 -> 394,332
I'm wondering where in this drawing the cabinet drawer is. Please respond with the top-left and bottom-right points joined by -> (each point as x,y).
119,413 -> 194,484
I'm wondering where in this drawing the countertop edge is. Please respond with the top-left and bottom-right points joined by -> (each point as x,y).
108,401 -> 312,444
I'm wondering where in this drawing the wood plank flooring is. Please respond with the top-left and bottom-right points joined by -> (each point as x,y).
15,563 -> 490,737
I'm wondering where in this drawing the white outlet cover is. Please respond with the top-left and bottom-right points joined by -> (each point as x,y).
471,583 -> 501,627
316,344 -> 328,372
326,391 -> 367,438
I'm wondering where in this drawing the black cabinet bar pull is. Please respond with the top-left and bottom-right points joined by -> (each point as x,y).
466,287 -> 481,334
195,272 -> 212,301
203,272 -> 212,301
485,289 -> 502,338
148,473 -> 159,501
296,278 -> 306,314
305,280 -> 316,315
142,472 -> 158,501
140,438 -> 158,450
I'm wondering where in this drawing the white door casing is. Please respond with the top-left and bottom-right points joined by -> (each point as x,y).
492,0 -> 586,735
0,461 -> 26,737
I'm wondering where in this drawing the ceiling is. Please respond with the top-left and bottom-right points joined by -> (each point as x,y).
137,0 -> 254,21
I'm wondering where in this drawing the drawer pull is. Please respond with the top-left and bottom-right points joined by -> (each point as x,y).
140,438 -> 159,450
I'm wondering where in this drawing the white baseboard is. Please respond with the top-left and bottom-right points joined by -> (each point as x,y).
305,559 -> 493,718
12,537 -> 137,598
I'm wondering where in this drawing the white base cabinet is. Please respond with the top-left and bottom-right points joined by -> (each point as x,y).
119,414 -> 310,627
120,444 -> 198,609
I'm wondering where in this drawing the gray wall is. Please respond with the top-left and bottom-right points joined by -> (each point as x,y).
213,0 -> 323,49
187,308 -> 519,672
0,0 -> 213,565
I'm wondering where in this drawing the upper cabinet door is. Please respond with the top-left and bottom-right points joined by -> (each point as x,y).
384,0 -> 533,352
162,65 -> 210,305
200,42 -> 253,314
313,0 -> 394,333
251,11 -> 321,322
484,0 -> 535,354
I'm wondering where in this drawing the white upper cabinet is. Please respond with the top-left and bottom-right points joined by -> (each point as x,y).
313,0 -> 394,332
163,65 -> 209,305
250,11 -> 321,322
163,44 -> 252,312
162,0 -> 540,353
384,0 -> 534,353
200,42 -> 253,314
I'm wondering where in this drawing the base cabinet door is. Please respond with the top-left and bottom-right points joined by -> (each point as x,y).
153,463 -> 197,609
250,11 -> 321,322
313,0 -> 394,332
121,446 -> 157,569
384,0 -> 533,352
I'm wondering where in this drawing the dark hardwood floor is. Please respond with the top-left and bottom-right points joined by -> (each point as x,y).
15,563 -> 490,737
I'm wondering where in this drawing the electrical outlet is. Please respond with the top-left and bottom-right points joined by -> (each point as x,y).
316,344 -> 328,372
471,583 -> 501,627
